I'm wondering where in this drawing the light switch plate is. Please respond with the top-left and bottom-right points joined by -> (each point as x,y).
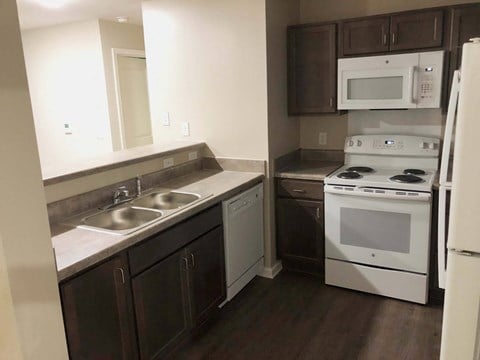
182,122 -> 190,136
188,151 -> 198,161
163,157 -> 174,168
162,112 -> 170,126
318,132 -> 327,145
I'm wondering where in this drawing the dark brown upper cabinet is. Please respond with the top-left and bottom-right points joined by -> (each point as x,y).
447,4 -> 480,95
342,17 -> 390,56
390,10 -> 444,51
60,255 -> 137,360
288,23 -> 337,115
340,9 -> 445,56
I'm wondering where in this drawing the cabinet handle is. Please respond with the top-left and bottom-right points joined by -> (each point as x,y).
329,97 -> 334,108
392,32 -> 396,45
383,33 -> 387,46
292,189 -> 306,193
181,257 -> 188,271
316,208 -> 321,219
433,17 -> 438,41
190,253 -> 195,268
115,268 -> 125,284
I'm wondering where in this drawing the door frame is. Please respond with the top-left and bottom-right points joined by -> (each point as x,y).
111,48 -> 148,150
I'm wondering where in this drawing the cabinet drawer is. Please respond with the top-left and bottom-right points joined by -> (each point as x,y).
277,179 -> 324,200
129,204 -> 222,276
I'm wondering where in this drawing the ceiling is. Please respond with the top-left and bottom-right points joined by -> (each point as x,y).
16,0 -> 143,30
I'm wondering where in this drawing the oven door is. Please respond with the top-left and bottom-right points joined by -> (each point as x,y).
325,186 -> 432,274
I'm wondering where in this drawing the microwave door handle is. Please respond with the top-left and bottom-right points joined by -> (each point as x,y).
439,70 -> 461,184
408,66 -> 416,105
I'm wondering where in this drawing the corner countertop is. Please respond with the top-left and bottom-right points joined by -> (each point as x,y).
275,160 -> 343,181
52,169 -> 263,282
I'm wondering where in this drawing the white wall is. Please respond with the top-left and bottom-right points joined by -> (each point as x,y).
298,0 -> 479,149
99,20 -> 146,151
142,0 -> 269,160
0,0 -> 68,358
22,20 -> 113,168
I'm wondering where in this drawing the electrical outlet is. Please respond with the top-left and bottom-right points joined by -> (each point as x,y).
318,132 -> 327,145
188,151 -> 198,161
161,112 -> 170,126
182,122 -> 190,136
64,123 -> 72,135
163,157 -> 174,168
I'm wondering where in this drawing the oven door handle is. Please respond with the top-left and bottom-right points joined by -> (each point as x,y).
324,185 -> 431,202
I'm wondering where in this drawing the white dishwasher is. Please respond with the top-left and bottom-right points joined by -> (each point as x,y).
222,183 -> 264,301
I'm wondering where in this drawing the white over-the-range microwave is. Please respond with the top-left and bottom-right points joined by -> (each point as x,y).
337,51 -> 444,110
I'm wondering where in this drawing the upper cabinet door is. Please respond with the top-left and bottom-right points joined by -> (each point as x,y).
288,24 -> 337,115
390,10 -> 444,51
342,17 -> 390,56
449,5 -> 480,80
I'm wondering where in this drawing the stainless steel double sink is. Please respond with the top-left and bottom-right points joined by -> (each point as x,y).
70,190 -> 210,235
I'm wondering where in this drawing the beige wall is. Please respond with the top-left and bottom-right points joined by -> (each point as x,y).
99,20 -> 146,151
142,0 -> 284,270
142,0 -> 269,160
265,0 -> 300,268
0,0 -> 68,358
22,20 -> 113,167
298,0 -> 480,149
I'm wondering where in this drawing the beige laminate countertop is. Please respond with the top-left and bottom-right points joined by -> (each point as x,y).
275,160 -> 343,181
52,170 -> 263,282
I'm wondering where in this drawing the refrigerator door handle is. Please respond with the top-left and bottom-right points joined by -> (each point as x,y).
438,187 -> 448,289
439,70 -> 460,185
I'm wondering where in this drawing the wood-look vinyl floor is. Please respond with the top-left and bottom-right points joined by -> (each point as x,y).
170,271 -> 443,360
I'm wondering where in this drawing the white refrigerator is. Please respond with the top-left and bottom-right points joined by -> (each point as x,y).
440,38 -> 480,359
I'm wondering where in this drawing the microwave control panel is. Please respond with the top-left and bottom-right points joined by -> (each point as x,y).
416,51 -> 444,108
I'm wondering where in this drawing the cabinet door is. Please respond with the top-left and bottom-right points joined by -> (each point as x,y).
277,198 -> 324,275
390,10 -> 444,51
447,5 -> 480,98
131,249 -> 190,360
186,226 -> 226,326
288,24 -> 337,115
61,255 -> 137,360
342,17 -> 390,56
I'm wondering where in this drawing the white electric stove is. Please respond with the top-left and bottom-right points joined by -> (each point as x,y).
324,135 -> 439,304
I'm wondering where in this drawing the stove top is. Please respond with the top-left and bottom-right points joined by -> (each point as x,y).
326,165 -> 436,191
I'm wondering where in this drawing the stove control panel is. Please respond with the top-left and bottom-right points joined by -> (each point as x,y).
345,135 -> 439,157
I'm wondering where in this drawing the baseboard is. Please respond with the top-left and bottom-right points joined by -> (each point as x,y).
258,260 -> 283,279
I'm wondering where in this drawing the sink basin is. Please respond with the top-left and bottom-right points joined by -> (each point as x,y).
82,206 -> 162,231
132,191 -> 201,210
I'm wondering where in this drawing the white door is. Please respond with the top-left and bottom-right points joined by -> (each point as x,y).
117,56 -> 153,149
441,252 -> 480,360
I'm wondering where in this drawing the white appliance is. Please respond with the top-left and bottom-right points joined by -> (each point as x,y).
437,70 -> 460,290
337,51 -> 444,110
324,135 -> 439,304
440,39 -> 480,360
222,183 -> 264,302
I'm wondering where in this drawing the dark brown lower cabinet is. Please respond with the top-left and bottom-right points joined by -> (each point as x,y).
131,225 -> 226,360
187,226 -> 226,326
132,249 -> 190,360
60,255 -> 137,360
277,197 -> 324,275
60,205 -> 226,360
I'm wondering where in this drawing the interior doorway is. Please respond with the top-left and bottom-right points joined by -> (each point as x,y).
112,49 -> 153,150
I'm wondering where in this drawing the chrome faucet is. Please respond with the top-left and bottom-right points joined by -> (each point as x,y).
136,176 -> 142,197
113,186 -> 130,205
